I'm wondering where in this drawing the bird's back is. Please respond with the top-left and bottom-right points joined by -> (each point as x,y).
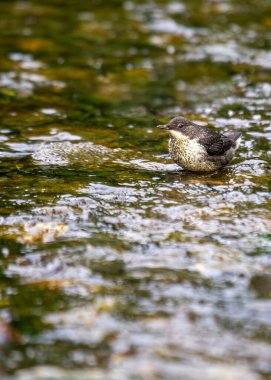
180,123 -> 219,140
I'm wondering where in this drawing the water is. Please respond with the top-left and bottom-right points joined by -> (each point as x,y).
0,0 -> 270,379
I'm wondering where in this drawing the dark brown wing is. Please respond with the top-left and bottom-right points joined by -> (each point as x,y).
199,134 -> 233,156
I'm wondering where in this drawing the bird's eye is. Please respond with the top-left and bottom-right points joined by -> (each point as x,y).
177,123 -> 183,128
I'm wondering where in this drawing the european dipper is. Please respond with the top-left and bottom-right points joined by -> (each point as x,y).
157,116 -> 242,172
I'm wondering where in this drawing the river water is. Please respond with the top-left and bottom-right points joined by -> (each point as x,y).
0,1 -> 270,379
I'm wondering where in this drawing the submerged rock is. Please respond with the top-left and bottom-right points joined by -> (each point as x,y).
250,273 -> 271,298
0,317 -> 20,345
32,142 -> 178,172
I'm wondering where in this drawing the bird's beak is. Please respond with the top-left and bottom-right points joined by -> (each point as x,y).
157,124 -> 169,130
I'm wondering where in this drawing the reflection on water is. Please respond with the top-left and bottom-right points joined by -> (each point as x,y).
0,0 -> 270,379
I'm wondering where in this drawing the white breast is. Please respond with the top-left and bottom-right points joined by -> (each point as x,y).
169,131 -> 217,172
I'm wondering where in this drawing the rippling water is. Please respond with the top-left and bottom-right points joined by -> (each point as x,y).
0,1 -> 270,379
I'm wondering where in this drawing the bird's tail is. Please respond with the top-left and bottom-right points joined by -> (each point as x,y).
224,131 -> 242,141
224,131 -> 242,149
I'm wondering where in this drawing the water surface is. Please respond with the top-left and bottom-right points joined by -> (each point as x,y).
0,1 -> 270,379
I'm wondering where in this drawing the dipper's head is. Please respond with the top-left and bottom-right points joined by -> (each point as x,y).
157,116 -> 195,131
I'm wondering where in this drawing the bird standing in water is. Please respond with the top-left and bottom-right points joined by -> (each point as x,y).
157,116 -> 242,172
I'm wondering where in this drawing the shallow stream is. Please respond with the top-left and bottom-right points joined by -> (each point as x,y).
0,1 -> 270,379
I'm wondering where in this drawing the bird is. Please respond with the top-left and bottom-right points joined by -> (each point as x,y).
157,116 -> 242,172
